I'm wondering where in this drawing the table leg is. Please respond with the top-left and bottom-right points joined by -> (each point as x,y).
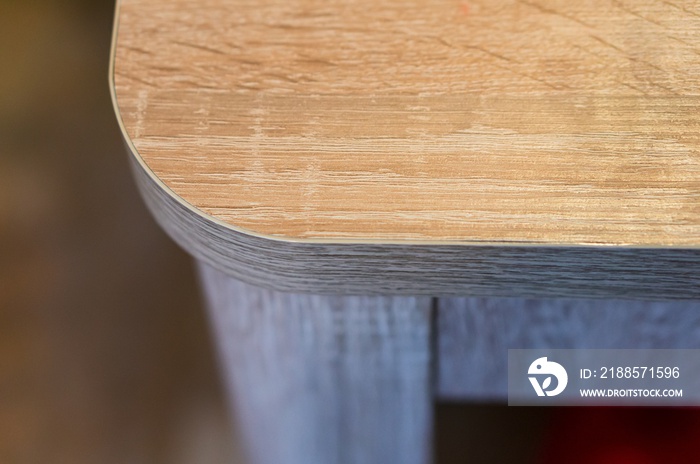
196,261 -> 434,464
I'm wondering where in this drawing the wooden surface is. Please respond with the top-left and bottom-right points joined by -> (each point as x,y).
197,262 -> 434,464
437,297 -> 700,399
112,0 -> 700,297
113,0 -> 700,245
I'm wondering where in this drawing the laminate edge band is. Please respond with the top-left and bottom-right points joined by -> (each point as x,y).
126,152 -> 700,299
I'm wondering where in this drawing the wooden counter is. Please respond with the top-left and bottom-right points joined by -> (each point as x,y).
112,0 -> 700,298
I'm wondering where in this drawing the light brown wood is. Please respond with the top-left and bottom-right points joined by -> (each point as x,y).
113,0 -> 700,245
437,297 -> 700,399
197,262 -> 434,464
112,0 -> 700,297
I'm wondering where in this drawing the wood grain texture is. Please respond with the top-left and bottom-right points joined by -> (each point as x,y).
112,0 -> 700,297
197,262 -> 433,464
437,297 -> 700,400
113,0 -> 700,245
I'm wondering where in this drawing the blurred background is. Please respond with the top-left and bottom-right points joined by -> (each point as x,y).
3,1 -> 698,464
1,0 -> 238,462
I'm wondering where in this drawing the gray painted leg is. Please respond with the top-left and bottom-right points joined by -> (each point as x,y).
197,262 -> 434,464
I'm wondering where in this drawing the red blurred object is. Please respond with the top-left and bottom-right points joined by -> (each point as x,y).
540,408 -> 700,464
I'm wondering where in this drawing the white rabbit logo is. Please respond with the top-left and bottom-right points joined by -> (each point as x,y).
528,357 -> 568,397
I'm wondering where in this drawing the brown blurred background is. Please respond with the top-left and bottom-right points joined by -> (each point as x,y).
0,1 -> 552,463
1,1 -> 238,462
